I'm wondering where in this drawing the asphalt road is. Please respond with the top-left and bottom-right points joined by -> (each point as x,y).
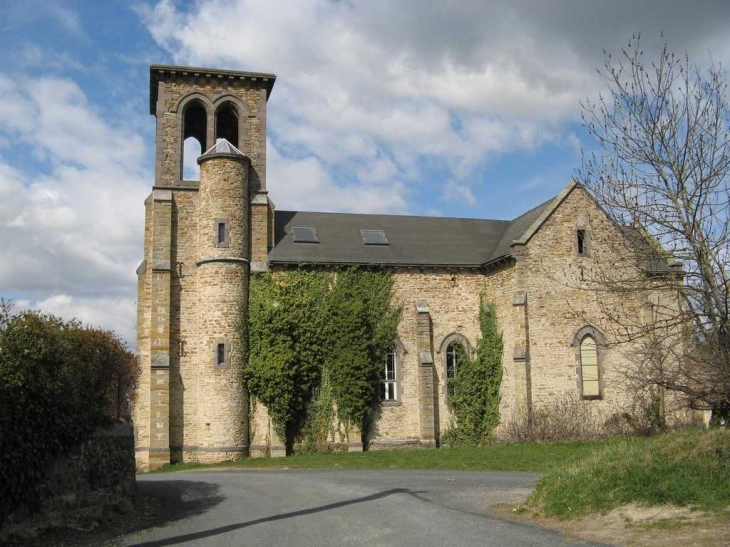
123,469 -> 603,547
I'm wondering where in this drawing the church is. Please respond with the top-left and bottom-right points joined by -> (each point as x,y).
133,64 -> 678,471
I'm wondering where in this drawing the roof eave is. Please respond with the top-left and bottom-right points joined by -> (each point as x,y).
268,259 -> 487,269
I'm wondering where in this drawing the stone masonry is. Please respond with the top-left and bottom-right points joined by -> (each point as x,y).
133,64 -> 691,470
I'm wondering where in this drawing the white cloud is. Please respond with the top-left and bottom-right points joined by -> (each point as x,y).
48,5 -> 84,36
139,0 -> 730,211
0,74 -> 150,346
137,0 -> 592,208
443,180 -> 477,208
267,143 -> 408,214
30,294 -> 137,345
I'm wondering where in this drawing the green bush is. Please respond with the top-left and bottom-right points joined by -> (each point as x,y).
0,305 -> 138,525
530,428 -> 730,518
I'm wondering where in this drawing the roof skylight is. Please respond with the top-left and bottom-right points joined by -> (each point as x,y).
292,226 -> 319,243
361,229 -> 389,246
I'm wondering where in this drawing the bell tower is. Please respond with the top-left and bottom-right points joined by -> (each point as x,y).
134,65 -> 276,471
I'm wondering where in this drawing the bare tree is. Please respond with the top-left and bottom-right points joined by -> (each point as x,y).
578,34 -> 730,423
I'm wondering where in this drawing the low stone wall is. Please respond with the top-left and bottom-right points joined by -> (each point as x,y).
1,422 -> 136,538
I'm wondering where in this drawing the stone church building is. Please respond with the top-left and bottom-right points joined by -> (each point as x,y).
133,65 -> 677,471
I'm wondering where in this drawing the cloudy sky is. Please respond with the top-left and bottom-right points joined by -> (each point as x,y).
1,0 -> 729,346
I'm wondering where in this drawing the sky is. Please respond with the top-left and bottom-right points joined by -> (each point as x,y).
0,0 -> 729,347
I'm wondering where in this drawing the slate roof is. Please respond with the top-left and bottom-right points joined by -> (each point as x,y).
268,196 -> 556,268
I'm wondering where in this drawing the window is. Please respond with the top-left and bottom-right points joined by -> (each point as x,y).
213,219 -> 230,247
213,339 -> 230,368
291,226 -> 319,243
383,348 -> 397,401
361,229 -> 389,245
215,102 -> 239,147
216,343 -> 225,367
182,100 -> 207,181
440,334 -> 470,398
446,342 -> 459,397
580,335 -> 600,398
576,228 -> 590,257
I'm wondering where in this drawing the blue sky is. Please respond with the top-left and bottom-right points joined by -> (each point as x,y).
1,0 -> 729,345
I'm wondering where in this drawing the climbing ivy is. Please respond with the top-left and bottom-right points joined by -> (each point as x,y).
442,297 -> 504,446
243,270 -> 330,446
327,268 -> 401,435
298,367 -> 336,453
243,267 -> 400,451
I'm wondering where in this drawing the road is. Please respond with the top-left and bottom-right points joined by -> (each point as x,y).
123,469 -> 603,547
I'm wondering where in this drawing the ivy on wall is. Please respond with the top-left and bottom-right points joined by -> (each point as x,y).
442,297 -> 504,446
243,267 -> 400,451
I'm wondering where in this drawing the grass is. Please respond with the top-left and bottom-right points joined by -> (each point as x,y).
529,428 -> 730,518
148,439 -> 609,474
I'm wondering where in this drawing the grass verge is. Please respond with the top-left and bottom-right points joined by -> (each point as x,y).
148,439 -> 609,474
528,428 -> 730,518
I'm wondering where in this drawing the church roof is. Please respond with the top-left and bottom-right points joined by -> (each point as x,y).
268,196 -> 555,268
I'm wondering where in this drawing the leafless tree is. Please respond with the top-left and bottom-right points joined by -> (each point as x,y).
578,34 -> 730,424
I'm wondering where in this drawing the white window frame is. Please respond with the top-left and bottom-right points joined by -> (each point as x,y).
383,348 -> 397,401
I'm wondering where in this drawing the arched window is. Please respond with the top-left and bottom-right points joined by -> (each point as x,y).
383,348 -> 397,401
445,342 -> 460,397
439,334 -> 470,399
572,326 -> 605,400
182,137 -> 201,180
215,102 -> 239,146
580,336 -> 600,398
182,101 -> 207,181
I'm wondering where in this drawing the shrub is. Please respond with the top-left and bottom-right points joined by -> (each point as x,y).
505,392 -> 671,443
0,305 -> 138,525
505,394 -> 608,442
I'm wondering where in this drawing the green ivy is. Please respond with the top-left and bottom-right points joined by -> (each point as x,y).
326,268 -> 401,434
442,297 -> 504,446
243,267 -> 400,451
298,366 -> 336,453
243,270 -> 330,445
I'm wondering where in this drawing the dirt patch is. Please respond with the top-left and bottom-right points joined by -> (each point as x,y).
493,503 -> 730,547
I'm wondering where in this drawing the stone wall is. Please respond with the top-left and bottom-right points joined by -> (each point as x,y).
153,75 -> 268,190
519,185 -> 679,423
1,423 -> 136,539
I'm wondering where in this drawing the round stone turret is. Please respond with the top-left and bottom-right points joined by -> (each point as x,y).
193,139 -> 250,462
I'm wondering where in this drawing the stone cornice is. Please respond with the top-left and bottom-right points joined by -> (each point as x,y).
150,64 -> 277,114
